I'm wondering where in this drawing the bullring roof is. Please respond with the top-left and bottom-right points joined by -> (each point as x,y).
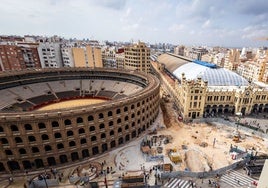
157,53 -> 249,86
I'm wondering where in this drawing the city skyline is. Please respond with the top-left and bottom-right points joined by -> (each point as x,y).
0,0 -> 268,47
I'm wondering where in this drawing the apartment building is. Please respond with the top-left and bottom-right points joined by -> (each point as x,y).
224,49 -> 240,70
124,42 -> 151,73
38,42 -> 63,68
61,45 -> 75,67
70,45 -> 103,68
0,44 -> 24,71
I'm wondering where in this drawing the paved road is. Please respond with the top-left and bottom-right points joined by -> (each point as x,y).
220,170 -> 257,188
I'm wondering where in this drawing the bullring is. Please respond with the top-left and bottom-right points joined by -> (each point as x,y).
0,68 -> 160,173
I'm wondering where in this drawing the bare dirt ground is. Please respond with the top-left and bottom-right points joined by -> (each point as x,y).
159,96 -> 268,172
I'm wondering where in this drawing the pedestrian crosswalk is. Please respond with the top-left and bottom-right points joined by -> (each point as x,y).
220,170 -> 257,187
164,178 -> 192,188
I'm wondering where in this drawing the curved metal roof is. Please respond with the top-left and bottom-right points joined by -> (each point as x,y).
157,53 -> 249,86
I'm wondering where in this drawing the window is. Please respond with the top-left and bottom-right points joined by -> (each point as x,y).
91,136 -> 97,142
64,119 -> 72,126
88,115 -> 94,121
117,118 -> 121,124
67,131 -> 73,137
52,121 -> 59,128
15,137 -> 23,143
11,125 -> 18,132
80,138 -> 87,144
54,132 -> 62,139
79,128 -> 85,134
110,130 -> 114,136
69,141 -> 76,147
28,136 -> 36,142
38,123 -> 46,129
101,133 -> 106,139
106,121 -> 113,128
108,111 -> 113,117
24,124 -> 32,130
99,123 -> 105,129
42,134 -> 49,140
57,143 -> 64,149
116,109 -> 121,114
89,126 -> 95,132
77,117 -> 83,124
99,113 -> 104,119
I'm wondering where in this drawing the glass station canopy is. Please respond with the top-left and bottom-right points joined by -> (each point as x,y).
157,54 -> 249,86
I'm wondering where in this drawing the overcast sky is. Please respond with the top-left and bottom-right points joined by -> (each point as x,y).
0,0 -> 268,47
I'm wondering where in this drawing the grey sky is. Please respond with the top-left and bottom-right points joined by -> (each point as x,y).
0,0 -> 267,47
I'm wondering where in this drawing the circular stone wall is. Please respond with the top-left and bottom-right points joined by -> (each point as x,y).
0,68 -> 160,173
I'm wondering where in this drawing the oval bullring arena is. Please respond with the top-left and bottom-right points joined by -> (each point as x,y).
0,68 -> 160,173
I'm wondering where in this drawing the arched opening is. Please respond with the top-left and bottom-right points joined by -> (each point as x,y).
1,138 -> 8,144
0,163 -> 5,172
32,147 -> 39,153
101,133 -> 106,139
99,113 -> 104,119
110,140 -> 116,148
110,130 -> 114,136
92,146 -> 99,155
80,138 -> 87,145
116,109 -> 121,114
124,106 -> 128,112
54,132 -> 62,139
76,117 -> 83,124
88,115 -> 94,121
224,105 -> 229,113
99,123 -> 105,129
118,137 -> 123,145
45,145 -> 52,151
82,149 -> 89,158
102,143 -> 108,153
125,125 -> 129,130
24,124 -> 32,130
64,119 -> 72,126
5,149 -> 13,155
108,111 -> 113,117
59,155 -> 68,164
57,143 -> 64,150
71,152 -> 79,161
7,161 -> 20,171
47,157 -> 56,166
38,123 -> 46,129
109,121 -> 113,127
34,159 -> 44,169
51,121 -> 59,128
125,134 -> 130,142
89,126 -> 95,132
19,148 -> 26,155
41,134 -> 49,141
91,136 -> 97,142
132,130 -> 136,138
79,128 -> 85,134
69,141 -> 76,147
0,126 -> 3,132
22,160 -> 32,169
67,130 -> 74,137
117,118 -> 121,124
10,125 -> 18,132
118,128 -> 122,133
